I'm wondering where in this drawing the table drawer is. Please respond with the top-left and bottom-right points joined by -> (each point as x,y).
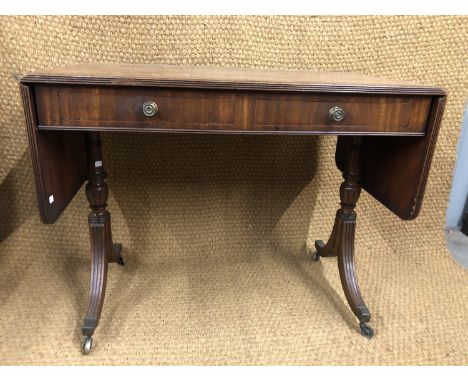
250,94 -> 432,134
34,85 -> 237,130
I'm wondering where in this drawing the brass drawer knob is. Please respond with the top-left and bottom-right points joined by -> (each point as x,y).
142,101 -> 158,117
329,106 -> 345,122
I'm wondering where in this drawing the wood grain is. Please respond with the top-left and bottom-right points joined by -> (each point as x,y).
35,85 -> 237,131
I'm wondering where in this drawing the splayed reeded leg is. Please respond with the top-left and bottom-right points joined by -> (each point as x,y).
313,137 -> 373,338
81,132 -> 125,355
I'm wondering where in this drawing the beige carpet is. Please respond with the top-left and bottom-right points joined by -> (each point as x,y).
0,16 -> 467,365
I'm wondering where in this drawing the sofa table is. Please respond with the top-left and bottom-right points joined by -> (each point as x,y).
19,63 -> 445,354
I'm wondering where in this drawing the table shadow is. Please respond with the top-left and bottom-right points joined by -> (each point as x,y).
46,132 -> 359,344
0,150 -> 36,243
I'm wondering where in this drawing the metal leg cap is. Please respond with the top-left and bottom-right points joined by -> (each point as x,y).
82,336 -> 93,355
359,322 -> 374,339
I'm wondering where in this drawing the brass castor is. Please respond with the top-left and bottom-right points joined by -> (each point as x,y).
359,322 -> 374,339
82,335 -> 93,355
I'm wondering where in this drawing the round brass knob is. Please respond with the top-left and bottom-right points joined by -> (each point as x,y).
142,101 -> 158,117
328,106 -> 345,122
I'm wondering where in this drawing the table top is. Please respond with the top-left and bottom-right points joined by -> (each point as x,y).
20,63 -> 445,95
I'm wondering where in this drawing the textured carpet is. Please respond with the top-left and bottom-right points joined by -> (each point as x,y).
0,16 -> 467,365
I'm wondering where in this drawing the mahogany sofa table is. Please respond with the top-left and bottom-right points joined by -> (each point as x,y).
19,64 -> 445,354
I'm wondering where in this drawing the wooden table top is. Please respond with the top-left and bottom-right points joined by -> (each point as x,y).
20,63 -> 445,95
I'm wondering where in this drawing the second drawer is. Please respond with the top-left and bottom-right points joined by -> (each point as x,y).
250,93 -> 431,134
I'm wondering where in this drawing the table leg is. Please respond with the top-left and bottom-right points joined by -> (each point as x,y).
313,137 -> 374,338
81,132 -> 124,355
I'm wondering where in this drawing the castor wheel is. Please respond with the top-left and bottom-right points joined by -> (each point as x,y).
116,256 -> 125,266
359,321 -> 374,339
82,336 -> 93,355
313,240 -> 325,261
